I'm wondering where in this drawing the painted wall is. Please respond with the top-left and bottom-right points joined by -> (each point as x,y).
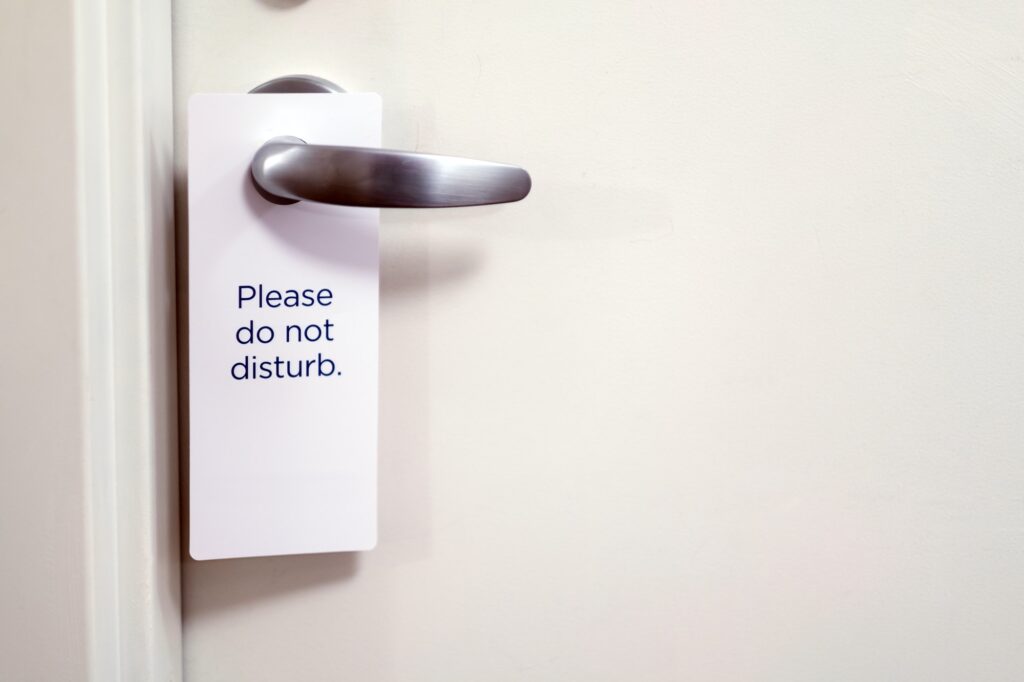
0,3 -> 93,678
176,1 -> 1024,680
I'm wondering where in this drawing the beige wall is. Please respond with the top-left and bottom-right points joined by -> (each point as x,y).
176,1 -> 1024,680
0,1 -> 96,679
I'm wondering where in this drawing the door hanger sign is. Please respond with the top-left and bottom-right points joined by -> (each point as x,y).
188,92 -> 381,560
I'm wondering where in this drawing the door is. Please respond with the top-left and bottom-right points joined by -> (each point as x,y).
175,2 -> 1024,680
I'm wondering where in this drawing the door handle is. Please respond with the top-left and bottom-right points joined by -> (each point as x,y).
248,75 -> 531,208
251,137 -> 531,207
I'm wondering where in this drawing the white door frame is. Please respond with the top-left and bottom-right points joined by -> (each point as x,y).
1,0 -> 181,679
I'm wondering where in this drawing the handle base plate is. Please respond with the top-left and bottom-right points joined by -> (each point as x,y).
249,75 -> 345,94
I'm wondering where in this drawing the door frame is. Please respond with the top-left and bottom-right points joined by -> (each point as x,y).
80,0 -> 181,678
9,0 -> 182,678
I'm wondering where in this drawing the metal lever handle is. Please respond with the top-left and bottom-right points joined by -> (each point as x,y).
251,136 -> 532,208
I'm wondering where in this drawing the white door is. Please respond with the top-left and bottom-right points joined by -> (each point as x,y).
174,2 -> 1024,681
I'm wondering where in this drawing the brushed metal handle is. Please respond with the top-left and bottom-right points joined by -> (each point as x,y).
250,136 -> 532,207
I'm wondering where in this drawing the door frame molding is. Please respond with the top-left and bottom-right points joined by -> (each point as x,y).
76,0 -> 181,678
